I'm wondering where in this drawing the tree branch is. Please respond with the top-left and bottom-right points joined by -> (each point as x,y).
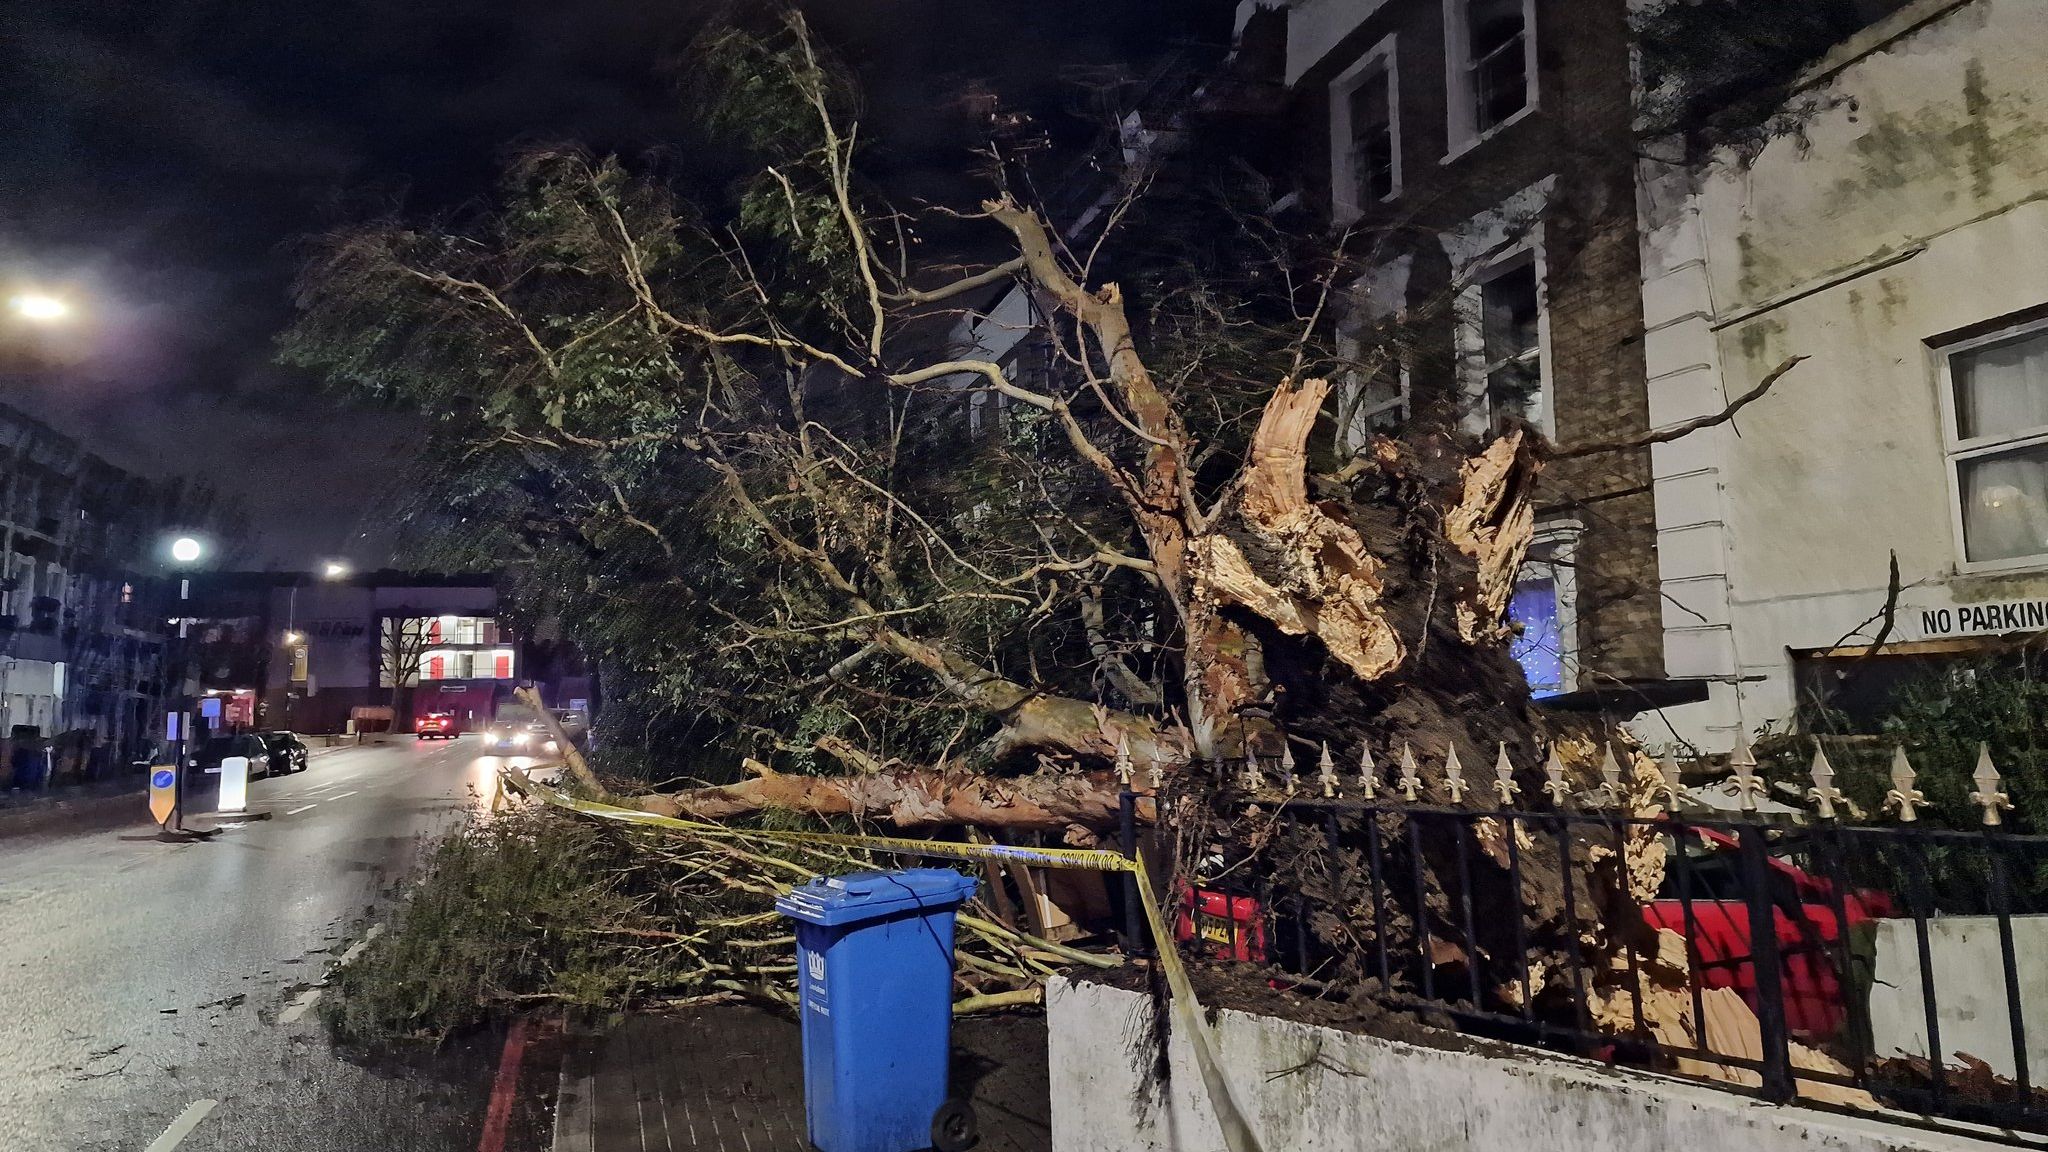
1552,355 -> 1806,460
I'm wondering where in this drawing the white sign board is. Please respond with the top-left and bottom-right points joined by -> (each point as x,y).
1913,599 -> 2048,640
218,755 -> 249,813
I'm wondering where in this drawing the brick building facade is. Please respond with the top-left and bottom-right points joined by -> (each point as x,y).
1261,0 -> 1670,705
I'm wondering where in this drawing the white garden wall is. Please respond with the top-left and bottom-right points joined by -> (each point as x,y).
1047,976 -> 2014,1152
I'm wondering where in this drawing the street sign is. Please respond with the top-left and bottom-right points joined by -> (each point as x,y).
218,755 -> 249,813
149,765 -> 178,825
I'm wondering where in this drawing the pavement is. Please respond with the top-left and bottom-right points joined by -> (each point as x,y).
0,734 -> 1058,1152
551,1005 -> 1052,1152
0,735 -> 558,1151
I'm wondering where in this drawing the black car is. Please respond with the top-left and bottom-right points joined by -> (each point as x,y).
185,733 -> 275,780
256,731 -> 309,774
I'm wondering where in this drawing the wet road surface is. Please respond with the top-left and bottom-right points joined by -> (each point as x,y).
0,737 -> 549,1151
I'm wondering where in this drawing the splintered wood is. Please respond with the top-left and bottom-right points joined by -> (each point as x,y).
1191,377 -> 1405,681
1443,430 -> 1541,644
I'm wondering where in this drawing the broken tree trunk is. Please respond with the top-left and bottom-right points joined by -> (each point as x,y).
640,758 -> 1149,839
1190,377 -> 1406,683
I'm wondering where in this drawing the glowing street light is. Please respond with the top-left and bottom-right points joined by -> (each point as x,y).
170,536 -> 205,564
322,560 -> 351,580
8,293 -> 71,324
283,631 -> 304,646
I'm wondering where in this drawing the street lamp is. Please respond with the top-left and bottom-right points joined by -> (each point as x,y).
161,534 -> 207,835
321,560 -> 351,580
282,631 -> 303,646
7,293 -> 71,324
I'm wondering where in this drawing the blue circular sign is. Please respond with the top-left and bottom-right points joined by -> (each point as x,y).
151,769 -> 175,789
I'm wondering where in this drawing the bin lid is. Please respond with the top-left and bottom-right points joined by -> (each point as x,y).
775,868 -> 979,927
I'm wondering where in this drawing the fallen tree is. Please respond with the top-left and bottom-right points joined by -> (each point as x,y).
292,9 -> 1805,1057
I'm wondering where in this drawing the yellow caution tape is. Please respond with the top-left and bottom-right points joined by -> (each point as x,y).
500,767 -> 1265,1152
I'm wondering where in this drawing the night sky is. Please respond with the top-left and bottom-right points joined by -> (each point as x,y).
0,0 -> 1228,568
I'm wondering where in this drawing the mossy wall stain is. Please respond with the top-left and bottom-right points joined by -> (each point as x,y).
1827,58 -> 2042,214
1878,276 -> 1908,327
1736,316 -> 1787,367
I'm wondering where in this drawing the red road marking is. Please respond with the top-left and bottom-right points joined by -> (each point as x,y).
476,1015 -> 531,1152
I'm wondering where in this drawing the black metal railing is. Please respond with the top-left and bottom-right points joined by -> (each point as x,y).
1147,768 -> 2048,1143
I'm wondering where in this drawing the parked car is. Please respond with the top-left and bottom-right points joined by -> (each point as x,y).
416,712 -> 460,740
1643,826 -> 1894,1042
185,733 -> 274,780
255,731 -> 309,774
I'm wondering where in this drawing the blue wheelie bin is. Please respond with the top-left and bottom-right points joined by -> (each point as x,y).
776,868 -> 980,1152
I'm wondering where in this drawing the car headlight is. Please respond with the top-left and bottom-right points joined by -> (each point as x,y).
511,732 -> 530,746
544,740 -> 559,752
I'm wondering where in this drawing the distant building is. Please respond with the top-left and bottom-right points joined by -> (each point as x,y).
1635,0 -> 2048,749
0,400 -> 181,771
187,572 -> 527,734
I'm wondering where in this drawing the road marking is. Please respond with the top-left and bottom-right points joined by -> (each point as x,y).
144,1099 -> 217,1151
326,790 -> 359,801
278,988 -> 322,1025
284,804 -> 318,816
477,1016 -> 531,1152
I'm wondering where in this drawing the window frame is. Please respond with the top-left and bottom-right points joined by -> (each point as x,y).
1454,239 -> 1553,439
1938,315 -> 2048,574
1327,33 -> 1402,223
1441,0 -> 1539,162
1335,327 -> 1410,453
1335,260 -> 1414,454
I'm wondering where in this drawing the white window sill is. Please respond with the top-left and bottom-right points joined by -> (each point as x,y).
1952,554 -> 2048,578
1441,104 -> 1537,166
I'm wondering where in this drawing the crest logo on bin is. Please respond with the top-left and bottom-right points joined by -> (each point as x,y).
806,951 -> 825,982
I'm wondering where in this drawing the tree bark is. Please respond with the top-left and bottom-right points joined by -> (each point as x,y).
642,758 -> 1147,834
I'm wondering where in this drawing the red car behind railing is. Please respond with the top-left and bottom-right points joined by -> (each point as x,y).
1177,825 -> 1891,1042
1642,826 -> 1893,1041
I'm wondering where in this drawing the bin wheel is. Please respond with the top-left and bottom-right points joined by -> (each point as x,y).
931,1098 -> 979,1152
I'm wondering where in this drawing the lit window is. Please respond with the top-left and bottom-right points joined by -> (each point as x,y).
1508,531 -> 1577,697
1509,574 -> 1563,696
1943,322 -> 2048,567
